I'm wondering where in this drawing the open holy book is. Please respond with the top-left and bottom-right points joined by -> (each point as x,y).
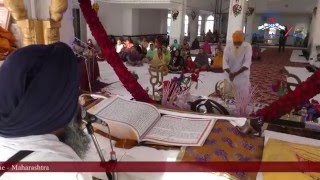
87,96 -> 216,146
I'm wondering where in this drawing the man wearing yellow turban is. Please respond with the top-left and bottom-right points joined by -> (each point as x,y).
223,31 -> 252,97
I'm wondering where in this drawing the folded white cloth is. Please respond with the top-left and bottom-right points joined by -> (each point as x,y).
158,109 -> 247,127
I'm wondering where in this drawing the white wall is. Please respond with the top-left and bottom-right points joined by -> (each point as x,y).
60,0 -> 75,45
93,3 -> 133,36
132,9 -> 140,35
159,9 -> 168,34
252,13 -> 312,45
89,4 -> 168,37
135,9 -> 168,35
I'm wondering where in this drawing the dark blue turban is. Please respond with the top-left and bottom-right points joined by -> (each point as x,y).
0,42 -> 79,137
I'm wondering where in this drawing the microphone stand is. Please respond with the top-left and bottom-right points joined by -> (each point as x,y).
81,106 -> 117,180
73,38 -> 95,93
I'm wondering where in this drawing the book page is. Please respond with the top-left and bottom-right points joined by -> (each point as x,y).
142,115 -> 215,146
90,97 -> 160,139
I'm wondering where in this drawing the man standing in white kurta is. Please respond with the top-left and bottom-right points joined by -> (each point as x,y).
223,31 -> 252,97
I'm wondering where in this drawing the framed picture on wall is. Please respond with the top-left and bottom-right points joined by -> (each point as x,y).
0,5 -> 10,30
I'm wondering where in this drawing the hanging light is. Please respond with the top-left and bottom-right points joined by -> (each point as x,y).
258,23 -> 285,30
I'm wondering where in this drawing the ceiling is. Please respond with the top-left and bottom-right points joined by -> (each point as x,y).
253,0 -> 317,14
87,0 -> 318,14
186,0 -> 317,14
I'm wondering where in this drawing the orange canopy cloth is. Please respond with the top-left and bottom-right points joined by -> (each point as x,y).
232,31 -> 245,42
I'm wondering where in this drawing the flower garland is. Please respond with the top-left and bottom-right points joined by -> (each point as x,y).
246,7 -> 254,17
78,0 -> 152,103
233,4 -> 242,17
190,10 -> 197,21
256,70 -> 320,121
172,9 -> 179,21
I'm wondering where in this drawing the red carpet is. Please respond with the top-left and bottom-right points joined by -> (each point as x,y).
250,48 -> 305,104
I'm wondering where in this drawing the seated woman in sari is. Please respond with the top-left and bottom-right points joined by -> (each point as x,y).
201,40 -> 212,55
140,37 -> 149,55
210,42 -> 223,72
163,46 -> 171,65
119,39 -> 135,62
171,39 -> 180,50
194,48 -> 209,71
185,55 -> 197,72
144,42 -> 156,62
150,46 -> 168,75
115,39 -> 124,53
181,39 -> 190,51
191,38 -> 200,50
169,50 -> 184,72
126,45 -> 143,66
180,39 -> 190,58
154,36 -> 163,49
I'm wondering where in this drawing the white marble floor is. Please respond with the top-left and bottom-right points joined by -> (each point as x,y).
290,50 -> 308,63
98,61 -> 226,100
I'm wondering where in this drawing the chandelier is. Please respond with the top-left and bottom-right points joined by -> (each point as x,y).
258,23 -> 285,30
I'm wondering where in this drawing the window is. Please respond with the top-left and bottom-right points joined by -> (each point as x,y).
167,12 -> 172,34
198,16 -> 202,36
205,15 -> 214,33
184,15 -> 189,36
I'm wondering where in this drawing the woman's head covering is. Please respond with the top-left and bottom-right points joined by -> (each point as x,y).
232,30 -> 245,42
0,42 -> 79,137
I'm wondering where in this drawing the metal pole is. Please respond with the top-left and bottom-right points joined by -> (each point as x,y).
85,122 -> 113,180
219,0 -> 223,34
87,124 -> 106,162
84,59 -> 93,93
214,0 -> 218,31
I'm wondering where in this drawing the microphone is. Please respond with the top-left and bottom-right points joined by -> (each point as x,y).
80,106 -> 117,160
81,108 -> 108,126
79,94 -> 117,180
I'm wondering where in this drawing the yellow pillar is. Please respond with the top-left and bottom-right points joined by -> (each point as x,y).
4,0 -> 67,47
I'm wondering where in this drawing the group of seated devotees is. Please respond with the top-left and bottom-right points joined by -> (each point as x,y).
116,36 -> 167,67
118,39 -> 144,66
0,42 -> 92,179
115,36 -> 224,73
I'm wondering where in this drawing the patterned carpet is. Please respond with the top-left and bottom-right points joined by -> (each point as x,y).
250,48 -> 306,104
